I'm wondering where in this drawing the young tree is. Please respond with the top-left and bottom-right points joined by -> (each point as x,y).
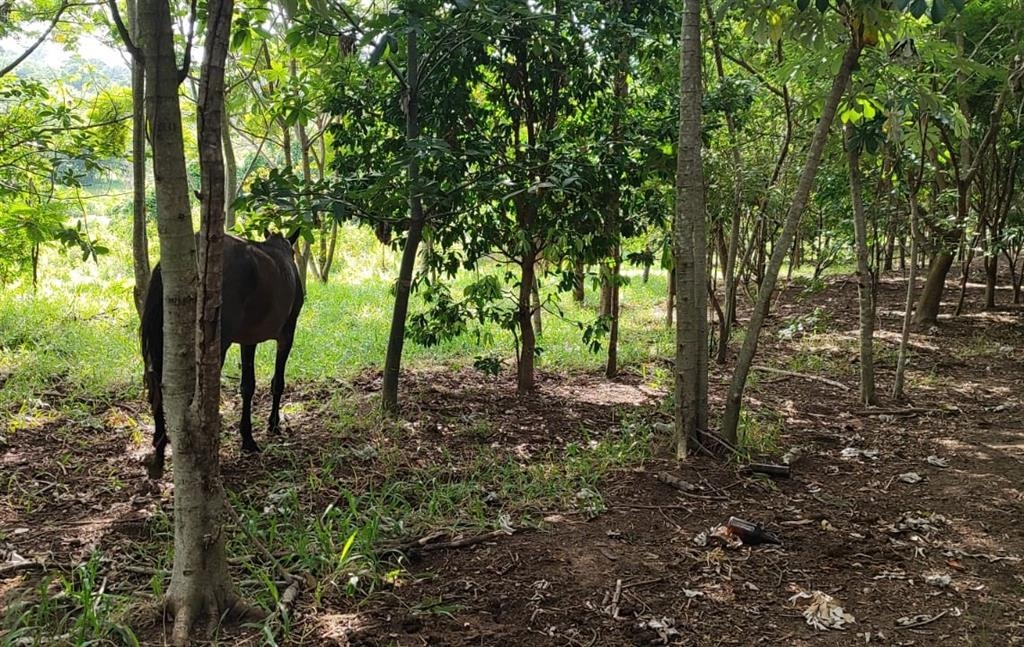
673,0 -> 708,456
720,5 -> 865,444
131,0 -> 254,639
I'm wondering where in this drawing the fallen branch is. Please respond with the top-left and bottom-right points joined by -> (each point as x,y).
654,471 -> 697,492
852,407 -> 944,417
752,365 -> 851,391
895,609 -> 949,629
0,561 -> 45,578
743,463 -> 791,478
653,472 -> 727,500
418,529 -> 516,553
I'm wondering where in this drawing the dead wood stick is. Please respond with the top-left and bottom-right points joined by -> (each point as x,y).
654,471 -> 697,492
610,578 -> 622,620
853,407 -> 943,416
896,609 -> 949,629
653,472 -> 727,500
743,463 -> 791,478
752,365 -> 850,391
415,529 -> 515,553
615,503 -> 694,513
0,561 -> 45,578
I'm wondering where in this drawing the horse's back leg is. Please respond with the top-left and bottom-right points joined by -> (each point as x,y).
268,319 -> 298,435
147,369 -> 168,479
239,343 -> 260,453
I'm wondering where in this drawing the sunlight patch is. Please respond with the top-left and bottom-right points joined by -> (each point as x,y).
316,613 -> 371,645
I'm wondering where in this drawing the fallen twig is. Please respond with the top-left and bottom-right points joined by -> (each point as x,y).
896,609 -> 949,629
752,365 -> 851,391
654,471 -> 697,492
418,529 -> 515,553
853,407 -> 943,417
386,528 -> 516,554
653,472 -> 727,500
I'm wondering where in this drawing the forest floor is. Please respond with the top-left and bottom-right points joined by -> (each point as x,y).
2,272 -> 1023,646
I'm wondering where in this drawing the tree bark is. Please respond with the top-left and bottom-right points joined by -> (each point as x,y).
223,112 -> 238,230
129,0 -> 150,318
894,185 -> 922,400
845,124 -> 876,406
382,22 -> 425,412
139,0 -> 244,641
517,235 -> 538,394
573,260 -> 585,302
721,39 -> 862,445
705,0 -> 742,366
673,0 -> 708,457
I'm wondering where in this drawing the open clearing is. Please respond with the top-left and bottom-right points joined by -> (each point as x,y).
2,274 -> 1023,646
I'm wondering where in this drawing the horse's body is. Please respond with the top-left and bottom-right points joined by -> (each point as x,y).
141,232 -> 304,478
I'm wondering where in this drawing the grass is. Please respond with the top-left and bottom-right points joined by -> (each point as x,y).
0,219 -> 674,411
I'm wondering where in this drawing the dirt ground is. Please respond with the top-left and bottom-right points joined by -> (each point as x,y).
3,273 -> 1024,646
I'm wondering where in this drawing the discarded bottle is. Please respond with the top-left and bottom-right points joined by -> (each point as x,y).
726,517 -> 781,545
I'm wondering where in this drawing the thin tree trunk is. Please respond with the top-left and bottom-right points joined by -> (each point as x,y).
605,252 -> 620,378
666,266 -> 675,328
604,42 -> 628,378
320,220 -> 338,282
382,23 -> 424,412
129,0 -> 150,318
573,260 -> 585,302
223,112 -> 238,230
517,239 -> 538,393
846,124 -> 876,406
706,0 -> 742,365
894,191 -> 921,400
954,232 -> 979,316
295,118 -> 313,288
531,274 -> 543,337
721,39 -> 862,445
673,0 -> 708,457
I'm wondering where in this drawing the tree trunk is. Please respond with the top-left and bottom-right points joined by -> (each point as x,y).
573,260 -> 585,302
894,187 -> 922,400
295,119 -> 313,288
382,23 -> 425,412
139,0 -> 244,641
531,274 -> 543,337
604,43 -> 628,378
914,250 -> 954,325
845,124 -> 876,406
666,266 -> 675,328
129,0 -> 150,318
673,0 -> 708,458
721,39 -> 862,445
517,240 -> 538,394
705,0 -> 742,366
605,251 -> 620,378
222,112 -> 238,230
320,220 -> 339,283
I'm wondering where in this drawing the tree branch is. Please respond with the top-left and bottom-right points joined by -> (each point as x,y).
105,0 -> 141,61
0,1 -> 70,79
177,0 -> 199,83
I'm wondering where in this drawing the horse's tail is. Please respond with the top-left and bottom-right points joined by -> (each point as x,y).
140,265 -> 163,392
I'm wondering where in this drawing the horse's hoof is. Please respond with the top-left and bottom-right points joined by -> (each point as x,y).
145,456 -> 164,480
242,441 -> 261,454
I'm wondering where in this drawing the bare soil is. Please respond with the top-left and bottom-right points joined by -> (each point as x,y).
2,273 -> 1023,646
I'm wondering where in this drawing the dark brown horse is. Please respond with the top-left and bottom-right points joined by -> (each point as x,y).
140,232 -> 304,478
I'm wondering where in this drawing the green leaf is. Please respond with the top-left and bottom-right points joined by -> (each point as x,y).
909,0 -> 927,18
797,0 -> 810,11
815,0 -> 829,11
931,0 -> 947,22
